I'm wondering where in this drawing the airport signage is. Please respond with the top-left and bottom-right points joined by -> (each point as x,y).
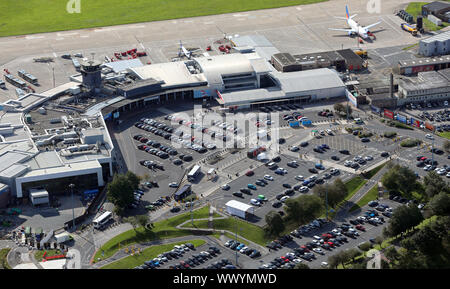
384,109 -> 394,119
194,89 -> 212,99
345,90 -> 358,107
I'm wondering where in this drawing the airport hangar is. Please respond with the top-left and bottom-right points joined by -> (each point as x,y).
100,52 -> 347,118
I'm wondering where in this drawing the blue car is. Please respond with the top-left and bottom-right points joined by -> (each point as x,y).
236,243 -> 245,251
247,184 -> 257,190
315,163 -> 325,170
302,180 -> 310,186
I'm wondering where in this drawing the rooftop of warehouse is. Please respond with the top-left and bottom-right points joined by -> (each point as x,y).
399,70 -> 449,91
271,68 -> 345,93
421,30 -> 450,43
399,55 -> 450,66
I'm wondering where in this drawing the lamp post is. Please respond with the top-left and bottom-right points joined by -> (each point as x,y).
69,183 -> 75,230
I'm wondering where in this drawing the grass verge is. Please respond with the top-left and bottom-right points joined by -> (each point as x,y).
34,249 -> 62,262
0,248 -> 11,269
181,217 -> 270,246
438,131 -> 450,140
101,239 -> 205,269
405,2 -> 450,31
361,162 -> 387,179
93,205 -> 214,262
0,0 -> 328,37
349,183 -> 379,212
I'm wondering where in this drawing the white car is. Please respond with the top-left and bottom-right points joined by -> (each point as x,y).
286,252 -> 296,258
364,155 -> 373,161
295,175 -> 304,181
313,248 -> 325,255
326,129 -> 333,135
250,199 -> 261,206
447,172 -> 450,178
293,258 -> 302,264
299,186 -> 309,193
169,182 -> 178,188
437,168 -> 446,175
239,246 -> 248,253
425,134 -> 434,140
424,165 -> 432,171
344,160 -> 352,167
321,262 -> 328,268
313,235 -> 321,240
221,184 -> 230,190
280,196 -> 290,203
264,175 -> 274,181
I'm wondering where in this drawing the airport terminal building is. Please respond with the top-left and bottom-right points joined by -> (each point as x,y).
98,50 -> 346,117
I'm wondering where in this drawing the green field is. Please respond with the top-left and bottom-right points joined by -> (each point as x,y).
34,249 -> 62,262
405,2 -> 450,31
101,239 -> 205,269
0,0 -> 327,37
182,217 -> 270,246
0,248 -> 11,269
349,183 -> 379,212
438,131 -> 450,140
93,205 -> 216,262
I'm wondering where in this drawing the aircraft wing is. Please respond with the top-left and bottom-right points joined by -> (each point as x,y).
363,21 -> 382,30
328,28 -> 355,32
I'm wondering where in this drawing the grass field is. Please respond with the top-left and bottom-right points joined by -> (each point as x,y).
0,0 -> 327,37
405,2 -> 450,31
101,239 -> 205,269
93,205 -> 216,262
438,131 -> 450,140
34,249 -> 62,262
182,217 -> 270,246
0,248 -> 11,269
349,183 -> 379,212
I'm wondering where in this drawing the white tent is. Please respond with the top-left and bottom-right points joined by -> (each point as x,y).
225,200 -> 254,219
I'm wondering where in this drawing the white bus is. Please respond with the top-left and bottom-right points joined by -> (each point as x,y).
93,211 -> 112,229
187,165 -> 201,182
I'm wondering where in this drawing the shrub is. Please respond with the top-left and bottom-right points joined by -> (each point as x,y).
384,132 -> 397,138
358,242 -> 372,251
394,122 -> 413,130
400,138 -> 422,147
358,132 -> 373,138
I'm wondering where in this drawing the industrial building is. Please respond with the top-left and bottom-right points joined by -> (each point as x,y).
419,30 -> 450,56
422,1 -> 450,22
271,49 -> 364,73
398,55 -> 450,74
0,87 -> 114,207
397,68 -> 450,106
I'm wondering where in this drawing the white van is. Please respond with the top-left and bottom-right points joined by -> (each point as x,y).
55,232 -> 72,244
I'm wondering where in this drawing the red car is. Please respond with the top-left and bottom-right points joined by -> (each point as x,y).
420,157 -> 427,161
327,242 -> 335,247
322,233 -> 332,240
245,170 -> 254,176
300,245 -> 310,252
206,46 -> 212,51
356,225 -> 366,231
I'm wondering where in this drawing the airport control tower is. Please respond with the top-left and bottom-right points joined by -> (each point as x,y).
80,60 -> 102,92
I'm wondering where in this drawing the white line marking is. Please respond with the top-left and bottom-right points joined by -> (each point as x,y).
140,43 -> 145,50
53,52 -> 57,57
25,36 -> 44,40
